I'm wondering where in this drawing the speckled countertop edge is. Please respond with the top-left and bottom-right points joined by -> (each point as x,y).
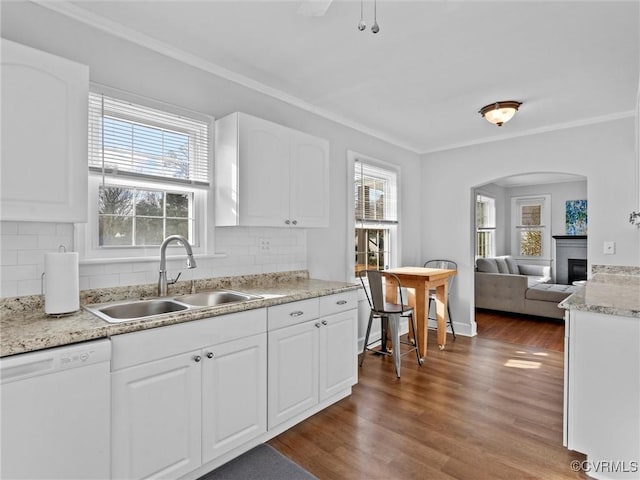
0,271 -> 360,357
560,265 -> 640,318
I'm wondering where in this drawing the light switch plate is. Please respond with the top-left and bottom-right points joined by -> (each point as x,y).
603,241 -> 615,255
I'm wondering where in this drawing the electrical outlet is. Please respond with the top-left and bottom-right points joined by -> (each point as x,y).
258,237 -> 271,253
603,241 -> 615,255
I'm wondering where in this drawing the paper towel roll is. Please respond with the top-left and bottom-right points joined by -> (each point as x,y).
44,252 -> 79,315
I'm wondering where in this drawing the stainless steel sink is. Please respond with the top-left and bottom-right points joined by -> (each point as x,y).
85,299 -> 190,323
85,290 -> 262,323
174,290 -> 262,307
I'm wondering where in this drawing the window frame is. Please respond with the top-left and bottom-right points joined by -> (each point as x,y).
510,194 -> 551,260
348,150 -> 400,281
77,85 -> 214,262
475,193 -> 496,259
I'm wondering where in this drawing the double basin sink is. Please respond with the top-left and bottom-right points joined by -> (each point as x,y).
85,290 -> 262,323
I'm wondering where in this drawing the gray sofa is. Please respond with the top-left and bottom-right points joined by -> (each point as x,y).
475,256 -> 578,320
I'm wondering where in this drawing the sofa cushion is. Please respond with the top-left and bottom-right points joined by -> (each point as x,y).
477,258 -> 499,273
494,257 -> 509,274
504,256 -> 520,274
526,283 -> 579,303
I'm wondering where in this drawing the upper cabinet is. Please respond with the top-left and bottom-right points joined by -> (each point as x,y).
1,39 -> 89,222
215,112 -> 330,228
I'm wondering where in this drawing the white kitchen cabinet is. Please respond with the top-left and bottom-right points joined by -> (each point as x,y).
202,334 -> 267,463
267,292 -> 358,429
215,112 -> 329,228
111,309 -> 267,480
111,350 -> 203,480
1,39 -> 88,222
565,309 -> 639,479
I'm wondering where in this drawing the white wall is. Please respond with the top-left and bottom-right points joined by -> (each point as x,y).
505,180 -> 588,241
0,2 -> 422,297
421,119 -> 639,335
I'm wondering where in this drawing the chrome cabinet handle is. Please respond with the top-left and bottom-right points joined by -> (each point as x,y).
193,355 -> 202,363
290,311 -> 304,317
285,220 -> 291,225
292,220 -> 298,225
321,320 -> 328,325
336,300 -> 347,305
315,322 -> 321,328
206,352 -> 214,359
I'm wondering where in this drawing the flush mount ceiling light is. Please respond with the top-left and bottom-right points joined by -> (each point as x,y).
479,101 -> 522,126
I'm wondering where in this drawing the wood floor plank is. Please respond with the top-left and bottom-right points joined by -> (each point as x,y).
270,320 -> 587,479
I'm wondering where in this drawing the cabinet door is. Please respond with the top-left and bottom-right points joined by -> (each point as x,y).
202,334 -> 267,463
112,351 -> 202,480
239,113 -> 290,226
289,130 -> 330,227
268,320 -> 319,428
1,39 -> 88,222
319,309 -> 358,401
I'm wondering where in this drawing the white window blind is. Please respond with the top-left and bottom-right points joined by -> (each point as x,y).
88,92 -> 210,186
354,160 -> 398,225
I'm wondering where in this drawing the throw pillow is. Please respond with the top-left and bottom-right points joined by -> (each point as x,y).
504,256 -> 520,274
494,257 -> 509,273
476,258 -> 499,273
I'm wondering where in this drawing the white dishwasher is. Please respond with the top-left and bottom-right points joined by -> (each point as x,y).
1,339 -> 111,479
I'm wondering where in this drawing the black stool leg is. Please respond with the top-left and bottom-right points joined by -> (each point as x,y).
409,313 -> 423,366
447,303 -> 456,339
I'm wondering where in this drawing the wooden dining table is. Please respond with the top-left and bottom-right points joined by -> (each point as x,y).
384,267 -> 457,359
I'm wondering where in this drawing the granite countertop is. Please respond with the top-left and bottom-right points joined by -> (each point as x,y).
0,274 -> 359,357
560,266 -> 640,318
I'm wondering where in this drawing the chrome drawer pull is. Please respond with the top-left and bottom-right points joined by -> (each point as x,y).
290,311 -> 304,317
336,300 -> 348,305
206,352 -> 214,359
321,320 -> 328,325
193,355 -> 202,363
315,322 -> 321,328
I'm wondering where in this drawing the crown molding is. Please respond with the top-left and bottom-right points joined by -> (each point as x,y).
420,110 -> 636,155
32,0 -> 422,154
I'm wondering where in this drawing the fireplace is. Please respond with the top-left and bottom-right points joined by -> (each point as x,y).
553,235 -> 587,284
568,258 -> 587,284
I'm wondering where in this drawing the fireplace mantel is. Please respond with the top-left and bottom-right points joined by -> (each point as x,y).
553,236 -> 587,284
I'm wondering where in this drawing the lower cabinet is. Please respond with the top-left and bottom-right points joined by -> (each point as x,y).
268,292 -> 358,429
111,310 -> 267,480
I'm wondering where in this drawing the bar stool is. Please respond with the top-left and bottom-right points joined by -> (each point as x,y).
359,270 -> 422,378
424,259 -> 457,339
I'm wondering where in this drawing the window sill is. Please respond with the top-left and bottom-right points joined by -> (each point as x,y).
79,252 -> 227,266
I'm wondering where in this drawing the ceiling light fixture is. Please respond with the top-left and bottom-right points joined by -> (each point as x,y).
479,101 -> 522,126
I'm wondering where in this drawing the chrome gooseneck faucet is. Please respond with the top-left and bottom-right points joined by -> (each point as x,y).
158,235 -> 197,296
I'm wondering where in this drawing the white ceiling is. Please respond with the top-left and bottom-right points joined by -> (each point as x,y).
51,1 -> 640,154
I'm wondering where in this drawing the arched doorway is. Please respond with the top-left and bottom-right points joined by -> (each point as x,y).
471,172 -> 587,349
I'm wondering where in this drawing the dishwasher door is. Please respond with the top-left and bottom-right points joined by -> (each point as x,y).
1,339 -> 111,479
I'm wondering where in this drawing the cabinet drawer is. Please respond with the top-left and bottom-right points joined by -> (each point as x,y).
319,291 -> 358,316
111,309 -> 266,371
268,298 -> 319,331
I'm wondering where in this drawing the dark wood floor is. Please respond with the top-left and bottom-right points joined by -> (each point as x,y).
270,312 -> 585,479
476,309 -> 566,352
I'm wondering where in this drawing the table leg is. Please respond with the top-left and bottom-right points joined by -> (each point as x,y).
414,283 -> 428,359
435,282 -> 449,350
388,313 -> 401,377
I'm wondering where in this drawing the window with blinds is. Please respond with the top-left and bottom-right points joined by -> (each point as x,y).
87,90 -> 212,249
476,194 -> 496,258
88,92 -> 210,186
354,160 -> 398,274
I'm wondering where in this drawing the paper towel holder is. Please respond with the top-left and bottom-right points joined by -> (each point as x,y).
41,244 -> 79,317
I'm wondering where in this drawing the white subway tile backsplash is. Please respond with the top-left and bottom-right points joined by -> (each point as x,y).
1,222 -> 19,235
18,222 -> 57,235
1,222 -> 307,298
